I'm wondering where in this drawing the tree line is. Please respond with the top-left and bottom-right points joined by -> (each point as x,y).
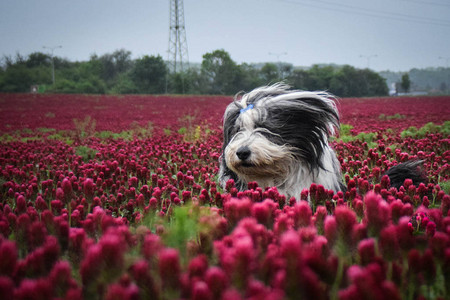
0,49 -> 389,97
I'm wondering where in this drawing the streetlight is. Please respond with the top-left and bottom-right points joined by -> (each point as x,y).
268,52 -> 288,79
360,54 -> 377,69
43,45 -> 62,84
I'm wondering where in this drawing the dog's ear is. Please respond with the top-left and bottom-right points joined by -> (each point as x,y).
222,104 -> 241,146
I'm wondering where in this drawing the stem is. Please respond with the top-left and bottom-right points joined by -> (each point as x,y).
331,257 -> 345,300
68,203 -> 72,227
387,261 -> 393,281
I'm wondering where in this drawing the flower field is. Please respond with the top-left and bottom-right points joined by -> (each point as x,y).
0,93 -> 449,300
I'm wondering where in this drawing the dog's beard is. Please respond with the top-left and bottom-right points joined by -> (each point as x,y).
224,132 -> 296,187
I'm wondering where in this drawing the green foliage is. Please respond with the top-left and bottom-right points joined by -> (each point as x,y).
162,205 -> 200,258
1,49 -> 389,96
0,133 -> 15,143
378,113 -> 406,120
335,125 -> 378,149
73,116 -> 97,141
37,127 -> 56,133
75,145 -> 98,162
260,63 -> 280,83
401,73 -> 411,93
129,55 -> 167,94
200,49 -> 241,95
46,132 -> 74,145
328,65 -> 388,97
401,121 -> 450,138
339,124 -> 354,137
438,180 -> 450,195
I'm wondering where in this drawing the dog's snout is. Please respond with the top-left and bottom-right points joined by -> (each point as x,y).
236,146 -> 251,160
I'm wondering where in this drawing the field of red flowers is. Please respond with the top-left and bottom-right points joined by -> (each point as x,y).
0,92 -> 449,300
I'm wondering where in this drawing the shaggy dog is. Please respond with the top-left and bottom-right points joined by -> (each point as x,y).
219,83 -> 423,199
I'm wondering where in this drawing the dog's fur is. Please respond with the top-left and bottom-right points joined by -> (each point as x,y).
219,83 -> 424,199
219,83 -> 344,198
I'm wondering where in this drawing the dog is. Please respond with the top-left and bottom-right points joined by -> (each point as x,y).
219,83 -> 424,199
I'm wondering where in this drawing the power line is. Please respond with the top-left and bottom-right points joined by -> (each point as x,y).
398,0 -> 450,9
271,0 -> 450,27
313,0 -> 450,25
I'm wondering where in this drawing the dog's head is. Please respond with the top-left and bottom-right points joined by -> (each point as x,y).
220,83 -> 340,189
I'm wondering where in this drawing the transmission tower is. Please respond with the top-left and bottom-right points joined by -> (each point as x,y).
167,0 -> 189,73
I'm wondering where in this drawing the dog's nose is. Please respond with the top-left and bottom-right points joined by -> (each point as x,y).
236,146 -> 251,160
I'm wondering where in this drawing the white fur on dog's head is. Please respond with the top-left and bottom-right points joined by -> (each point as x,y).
219,83 -> 344,199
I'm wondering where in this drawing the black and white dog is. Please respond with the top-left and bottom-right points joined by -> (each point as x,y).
219,83 -> 423,199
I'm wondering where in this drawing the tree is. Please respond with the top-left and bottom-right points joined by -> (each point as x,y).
363,69 -> 389,96
130,55 -> 167,94
401,73 -> 411,93
329,65 -> 363,97
26,52 -> 51,68
306,65 -> 336,91
260,63 -> 280,84
234,63 -> 264,92
90,49 -> 133,85
201,49 -> 240,95
287,69 -> 311,90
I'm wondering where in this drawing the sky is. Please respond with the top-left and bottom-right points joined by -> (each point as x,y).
1,0 -> 449,72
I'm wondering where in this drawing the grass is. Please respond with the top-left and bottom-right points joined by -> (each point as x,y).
75,145 -> 98,162
378,113 -> 406,120
334,124 -> 378,149
401,121 -> 450,138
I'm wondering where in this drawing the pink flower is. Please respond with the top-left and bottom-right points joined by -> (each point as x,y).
205,266 -> 229,298
158,248 -> 181,290
429,231 -> 449,260
16,194 -> 27,214
280,230 -> 302,264
83,178 -> 95,201
0,240 -> 17,277
293,201 -> 312,228
397,217 -> 415,252
364,192 -> 390,236
105,282 -> 139,300
61,177 -> 73,196
426,221 -> 436,238
191,280 -> 212,300
80,244 -> 102,285
357,238 -> 376,265
379,225 -> 400,261
313,206 -> 327,235
324,216 -> 337,248
223,198 -> 252,226
333,205 -> 357,253
130,259 -> 159,298
48,260 -> 74,296
188,255 -> 209,279
251,202 -> 271,227
0,276 -> 14,300
14,278 -> 52,300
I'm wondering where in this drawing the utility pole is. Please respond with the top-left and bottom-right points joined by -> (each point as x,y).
360,54 -> 377,69
167,0 -> 189,74
43,45 -> 62,84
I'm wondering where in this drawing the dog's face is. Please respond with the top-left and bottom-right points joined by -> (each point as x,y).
220,84 -> 339,188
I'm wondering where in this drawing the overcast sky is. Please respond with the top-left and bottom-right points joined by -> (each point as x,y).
1,0 -> 449,72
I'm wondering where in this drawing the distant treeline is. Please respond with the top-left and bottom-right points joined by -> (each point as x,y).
0,48 -> 413,97
380,68 -> 450,94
